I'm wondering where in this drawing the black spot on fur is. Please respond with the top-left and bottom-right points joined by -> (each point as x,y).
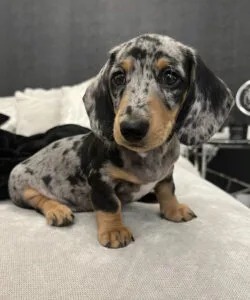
136,103 -> 145,109
126,106 -> 132,115
52,142 -> 60,149
190,137 -> 195,144
73,141 -> 80,151
185,118 -> 192,126
42,175 -> 52,186
192,109 -> 197,116
143,88 -> 148,94
25,168 -> 34,175
155,51 -> 165,60
63,149 -> 69,156
67,170 -> 85,186
67,175 -> 78,185
125,41 -> 132,48
141,35 -> 162,45
127,47 -> 147,60
181,133 -> 188,144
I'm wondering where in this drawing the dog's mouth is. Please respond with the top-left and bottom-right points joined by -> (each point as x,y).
114,121 -> 176,153
115,137 -> 147,152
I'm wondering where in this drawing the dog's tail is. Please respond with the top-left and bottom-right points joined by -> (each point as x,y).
0,124 -> 90,200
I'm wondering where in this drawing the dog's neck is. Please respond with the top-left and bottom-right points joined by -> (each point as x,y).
117,134 -> 180,183
86,129 -> 180,183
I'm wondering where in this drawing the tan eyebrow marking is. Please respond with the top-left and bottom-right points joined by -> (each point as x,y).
156,58 -> 169,70
121,59 -> 133,72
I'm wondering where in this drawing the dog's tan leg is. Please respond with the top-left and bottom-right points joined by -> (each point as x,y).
96,204 -> 134,248
89,168 -> 134,248
23,188 -> 74,226
155,176 -> 197,222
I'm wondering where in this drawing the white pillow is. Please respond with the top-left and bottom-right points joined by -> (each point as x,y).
15,94 -> 62,136
14,79 -> 94,136
59,79 -> 93,128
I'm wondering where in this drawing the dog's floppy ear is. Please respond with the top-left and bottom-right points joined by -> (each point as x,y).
83,53 -> 117,141
176,49 -> 234,145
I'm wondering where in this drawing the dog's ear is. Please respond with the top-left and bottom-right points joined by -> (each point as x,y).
176,49 -> 234,145
83,53 -> 117,141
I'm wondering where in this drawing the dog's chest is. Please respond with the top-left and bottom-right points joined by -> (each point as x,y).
115,180 -> 159,203
131,181 -> 158,201
116,136 -> 180,202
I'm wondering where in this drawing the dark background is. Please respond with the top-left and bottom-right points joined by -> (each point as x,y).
0,0 -> 250,123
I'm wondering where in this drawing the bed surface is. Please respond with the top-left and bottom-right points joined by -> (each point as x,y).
1,161 -> 250,299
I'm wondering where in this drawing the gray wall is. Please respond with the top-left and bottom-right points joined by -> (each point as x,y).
0,0 -> 250,122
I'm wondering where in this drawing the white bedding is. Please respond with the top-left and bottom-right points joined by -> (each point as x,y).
0,79 -> 93,135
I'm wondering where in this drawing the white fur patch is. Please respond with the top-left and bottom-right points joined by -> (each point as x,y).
132,181 -> 158,201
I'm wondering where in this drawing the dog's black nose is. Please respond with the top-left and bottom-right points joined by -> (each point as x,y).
120,120 -> 149,142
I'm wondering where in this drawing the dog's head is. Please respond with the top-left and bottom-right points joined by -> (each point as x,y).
83,34 -> 234,151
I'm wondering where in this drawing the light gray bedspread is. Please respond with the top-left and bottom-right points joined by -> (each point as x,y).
1,160 -> 250,300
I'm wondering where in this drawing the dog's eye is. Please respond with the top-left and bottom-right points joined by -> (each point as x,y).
159,69 -> 180,87
112,71 -> 126,86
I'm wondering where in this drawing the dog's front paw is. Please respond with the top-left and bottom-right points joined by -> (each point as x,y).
98,227 -> 135,249
45,204 -> 74,227
161,204 -> 197,222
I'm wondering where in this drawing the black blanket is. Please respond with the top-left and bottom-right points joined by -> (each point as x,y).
0,113 -> 90,199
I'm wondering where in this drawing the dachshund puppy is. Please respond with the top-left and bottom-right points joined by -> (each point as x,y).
8,34 -> 234,248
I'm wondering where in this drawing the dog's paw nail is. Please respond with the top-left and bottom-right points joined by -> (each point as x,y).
105,242 -> 111,248
160,213 -> 165,219
99,227 -> 133,248
191,212 -> 197,218
131,235 -> 135,242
